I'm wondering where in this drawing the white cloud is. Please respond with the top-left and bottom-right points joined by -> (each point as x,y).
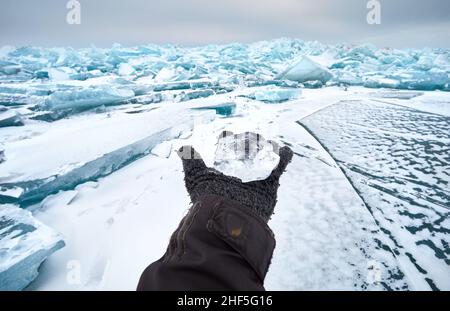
0,0 -> 449,48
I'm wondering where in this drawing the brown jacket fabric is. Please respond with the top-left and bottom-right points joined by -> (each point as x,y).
137,194 -> 276,291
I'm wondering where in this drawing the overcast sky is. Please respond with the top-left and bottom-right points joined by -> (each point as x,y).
0,0 -> 449,48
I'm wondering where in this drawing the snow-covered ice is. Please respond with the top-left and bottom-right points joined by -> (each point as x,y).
0,104 -> 213,206
151,141 -> 173,159
190,102 -> 236,116
0,204 -> 64,290
245,86 -> 301,103
9,86 -> 449,291
44,87 -> 135,112
0,39 -> 448,125
299,100 -> 450,290
22,86 -> 431,291
118,63 -> 135,77
0,39 -> 449,290
0,110 -> 23,128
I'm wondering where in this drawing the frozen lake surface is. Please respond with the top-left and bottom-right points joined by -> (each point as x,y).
0,39 -> 449,290
300,100 -> 450,290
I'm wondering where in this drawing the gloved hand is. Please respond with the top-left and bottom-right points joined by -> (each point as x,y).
177,132 -> 293,222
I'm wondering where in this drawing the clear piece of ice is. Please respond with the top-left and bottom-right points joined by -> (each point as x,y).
213,132 -> 280,182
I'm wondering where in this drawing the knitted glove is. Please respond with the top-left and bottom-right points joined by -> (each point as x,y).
177,132 -> 293,222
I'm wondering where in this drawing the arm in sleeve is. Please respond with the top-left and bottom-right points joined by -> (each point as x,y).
137,194 -> 276,291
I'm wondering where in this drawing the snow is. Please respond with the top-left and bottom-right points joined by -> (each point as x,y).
0,38 -> 449,291
370,91 -> 450,117
369,90 -> 424,100
117,63 -> 135,76
213,132 -> 280,182
154,67 -> 180,82
47,68 -> 71,81
151,141 -> 173,159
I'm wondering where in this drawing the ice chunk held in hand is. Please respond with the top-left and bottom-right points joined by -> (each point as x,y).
213,132 -> 280,182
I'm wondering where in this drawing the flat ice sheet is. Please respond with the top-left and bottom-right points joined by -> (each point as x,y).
299,100 -> 450,290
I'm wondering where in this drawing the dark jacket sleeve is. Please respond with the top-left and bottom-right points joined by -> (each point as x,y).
137,194 -> 276,291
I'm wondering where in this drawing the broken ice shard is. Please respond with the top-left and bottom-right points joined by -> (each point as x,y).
0,39 -> 448,125
0,61 -> 21,75
118,63 -> 135,76
0,39 -> 448,96
175,89 -> 215,102
46,68 -> 72,81
369,90 -> 424,100
151,141 -> 173,158
278,55 -> 333,84
0,205 -> 65,290
123,93 -> 163,105
213,132 -> 280,182
191,102 -> 236,117
249,86 -> 301,103
0,110 -> 24,127
0,125 -> 190,206
0,94 -> 33,107
0,147 -> 4,164
43,87 -> 135,111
